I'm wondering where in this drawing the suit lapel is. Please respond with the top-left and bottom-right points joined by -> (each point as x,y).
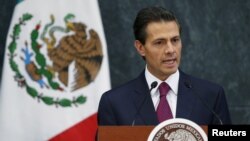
132,72 -> 158,125
176,71 -> 196,119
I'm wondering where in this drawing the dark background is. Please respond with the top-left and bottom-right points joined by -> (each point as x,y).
1,0 -> 250,124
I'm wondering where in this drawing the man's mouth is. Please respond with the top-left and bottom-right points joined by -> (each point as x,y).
162,58 -> 177,67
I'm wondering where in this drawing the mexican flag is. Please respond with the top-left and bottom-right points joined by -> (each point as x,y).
0,0 -> 111,140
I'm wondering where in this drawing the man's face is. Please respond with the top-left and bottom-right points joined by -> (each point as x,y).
135,21 -> 182,80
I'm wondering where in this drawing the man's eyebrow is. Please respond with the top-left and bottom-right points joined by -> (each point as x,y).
154,38 -> 165,41
172,35 -> 181,38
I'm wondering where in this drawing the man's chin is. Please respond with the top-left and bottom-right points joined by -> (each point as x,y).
163,68 -> 178,75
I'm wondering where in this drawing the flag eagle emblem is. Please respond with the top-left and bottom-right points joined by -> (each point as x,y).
8,13 -> 103,108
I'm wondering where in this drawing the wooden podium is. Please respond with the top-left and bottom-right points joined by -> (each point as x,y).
98,126 -> 207,141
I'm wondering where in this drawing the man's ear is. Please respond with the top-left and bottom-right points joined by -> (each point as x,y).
134,40 -> 145,57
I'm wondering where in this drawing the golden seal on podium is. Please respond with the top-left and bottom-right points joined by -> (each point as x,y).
148,118 -> 207,141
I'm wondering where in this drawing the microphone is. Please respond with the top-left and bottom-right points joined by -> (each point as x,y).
132,81 -> 158,126
184,81 -> 223,125
149,81 -> 158,92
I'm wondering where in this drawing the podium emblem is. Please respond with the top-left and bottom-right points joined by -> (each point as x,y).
148,118 -> 207,141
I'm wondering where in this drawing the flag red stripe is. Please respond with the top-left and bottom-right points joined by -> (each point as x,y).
49,113 -> 97,141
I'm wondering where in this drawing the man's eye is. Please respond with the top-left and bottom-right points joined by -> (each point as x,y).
155,41 -> 162,45
172,38 -> 180,43
154,40 -> 165,46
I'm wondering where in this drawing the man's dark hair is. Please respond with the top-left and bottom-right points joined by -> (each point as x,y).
133,6 -> 181,45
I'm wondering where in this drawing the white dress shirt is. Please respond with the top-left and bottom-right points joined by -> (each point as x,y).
145,66 -> 180,118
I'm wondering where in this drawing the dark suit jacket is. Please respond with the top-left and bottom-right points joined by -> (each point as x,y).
98,70 -> 231,125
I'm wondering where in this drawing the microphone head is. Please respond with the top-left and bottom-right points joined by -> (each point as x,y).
151,81 -> 158,89
184,81 -> 192,88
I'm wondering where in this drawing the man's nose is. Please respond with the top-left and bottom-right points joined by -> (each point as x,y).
164,42 -> 174,53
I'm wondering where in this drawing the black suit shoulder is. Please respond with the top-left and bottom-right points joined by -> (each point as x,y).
181,71 -> 224,95
98,72 -> 148,125
179,71 -> 231,124
102,77 -> 139,99
102,71 -> 147,99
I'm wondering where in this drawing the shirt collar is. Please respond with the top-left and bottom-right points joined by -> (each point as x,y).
145,66 -> 179,95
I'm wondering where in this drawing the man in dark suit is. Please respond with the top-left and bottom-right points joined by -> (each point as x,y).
98,6 -> 231,126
